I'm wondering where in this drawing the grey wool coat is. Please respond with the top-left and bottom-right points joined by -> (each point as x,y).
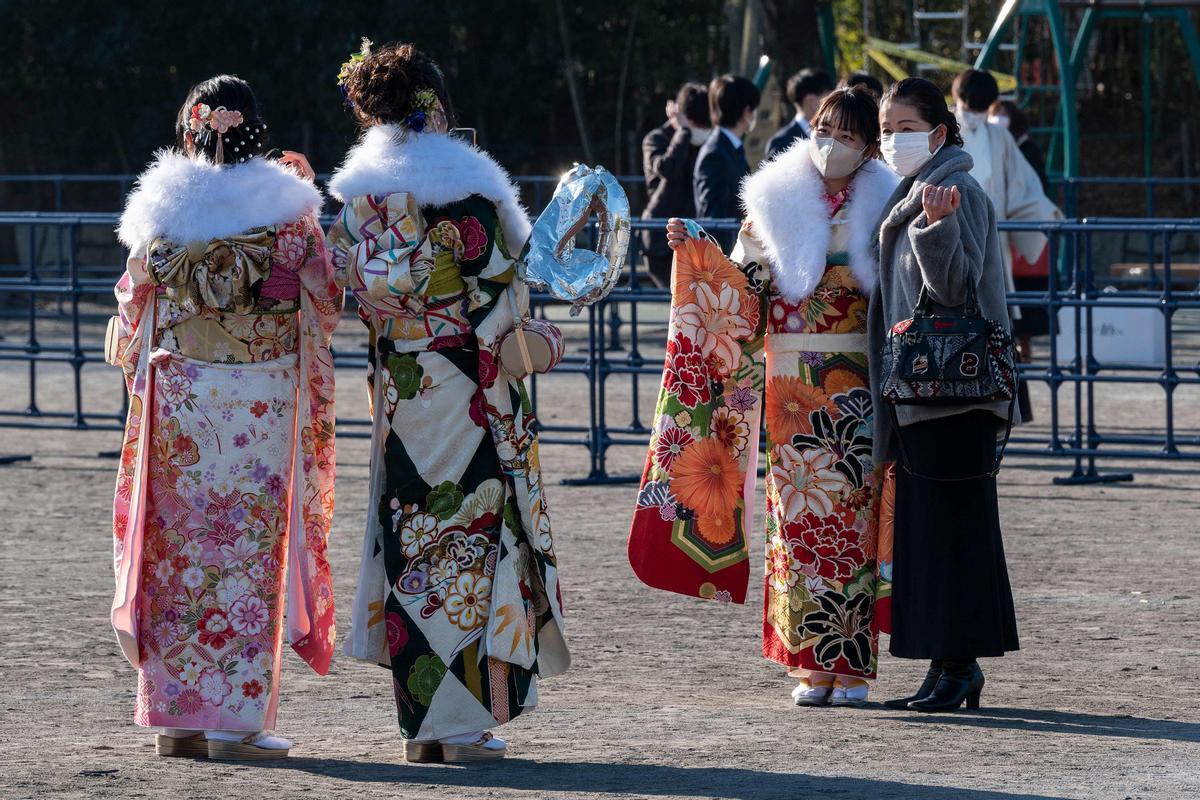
867,144 -> 1017,464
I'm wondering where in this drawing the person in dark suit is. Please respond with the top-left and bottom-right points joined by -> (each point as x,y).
640,82 -> 710,287
694,74 -> 760,246
764,68 -> 833,159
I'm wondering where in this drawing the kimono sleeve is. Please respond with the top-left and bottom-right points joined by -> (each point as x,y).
112,248 -> 155,390
627,226 -> 767,604
292,212 -> 343,338
998,131 -> 1062,263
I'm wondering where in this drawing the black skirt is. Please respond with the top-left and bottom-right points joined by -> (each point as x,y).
889,410 -> 1020,660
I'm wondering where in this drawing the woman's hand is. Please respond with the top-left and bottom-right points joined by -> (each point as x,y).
665,217 -> 688,250
279,150 -> 316,182
922,184 -> 960,225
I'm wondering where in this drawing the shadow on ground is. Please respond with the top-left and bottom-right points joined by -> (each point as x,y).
895,708 -> 1200,743
256,758 -> 1074,800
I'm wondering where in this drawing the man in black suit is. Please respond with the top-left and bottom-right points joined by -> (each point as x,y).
693,74 -> 760,246
640,82 -> 710,287
764,68 -> 833,159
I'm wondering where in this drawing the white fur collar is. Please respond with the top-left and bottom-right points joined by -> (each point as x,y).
117,151 -> 324,249
327,125 -> 533,252
740,140 -> 900,302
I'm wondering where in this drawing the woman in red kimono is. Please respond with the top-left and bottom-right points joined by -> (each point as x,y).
110,76 -> 340,759
628,87 -> 899,706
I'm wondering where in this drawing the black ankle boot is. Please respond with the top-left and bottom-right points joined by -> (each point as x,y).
883,660 -> 943,710
908,660 -> 984,713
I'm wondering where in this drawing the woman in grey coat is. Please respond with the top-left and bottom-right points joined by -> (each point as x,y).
868,78 -> 1019,713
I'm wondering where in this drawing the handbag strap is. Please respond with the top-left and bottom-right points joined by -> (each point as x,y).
890,395 -> 1016,483
913,269 -> 984,319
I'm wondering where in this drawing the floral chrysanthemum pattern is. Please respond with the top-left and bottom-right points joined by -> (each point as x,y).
630,222 -> 884,678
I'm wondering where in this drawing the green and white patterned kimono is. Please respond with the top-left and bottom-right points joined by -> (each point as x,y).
327,126 -> 569,741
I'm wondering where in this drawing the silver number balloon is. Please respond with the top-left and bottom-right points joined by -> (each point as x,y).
521,164 -> 630,315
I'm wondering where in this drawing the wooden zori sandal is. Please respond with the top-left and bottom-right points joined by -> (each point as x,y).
206,732 -> 291,760
403,739 -> 444,763
155,732 -> 208,758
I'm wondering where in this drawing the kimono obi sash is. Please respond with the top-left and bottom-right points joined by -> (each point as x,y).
147,226 -> 303,363
765,331 -> 868,354
149,227 -> 297,314
766,252 -> 868,338
342,193 -> 474,350
365,291 -> 473,353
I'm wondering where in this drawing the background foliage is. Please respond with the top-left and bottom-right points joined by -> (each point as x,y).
2,1 -> 1197,215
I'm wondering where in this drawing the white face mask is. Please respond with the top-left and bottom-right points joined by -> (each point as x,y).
689,126 -> 711,146
988,114 -> 1010,130
880,129 -> 943,177
809,136 -> 867,180
956,104 -> 988,133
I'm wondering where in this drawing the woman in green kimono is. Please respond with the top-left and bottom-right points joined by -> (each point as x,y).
327,43 -> 568,762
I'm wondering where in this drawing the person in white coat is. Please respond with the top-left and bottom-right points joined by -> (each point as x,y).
952,69 -> 1061,421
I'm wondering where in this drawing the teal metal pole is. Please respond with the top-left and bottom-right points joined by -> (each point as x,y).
975,0 -> 1022,70
1045,1 -> 1078,179
817,3 -> 837,77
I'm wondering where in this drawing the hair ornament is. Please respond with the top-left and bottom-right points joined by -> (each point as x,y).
337,37 -> 373,104
402,88 -> 443,133
188,103 -> 248,164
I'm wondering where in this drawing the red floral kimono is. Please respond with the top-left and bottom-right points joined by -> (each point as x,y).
628,153 -> 899,679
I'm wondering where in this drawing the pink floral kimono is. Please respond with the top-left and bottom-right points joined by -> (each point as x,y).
109,151 -> 341,731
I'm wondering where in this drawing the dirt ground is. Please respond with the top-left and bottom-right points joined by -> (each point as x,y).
2,330 -> 1199,799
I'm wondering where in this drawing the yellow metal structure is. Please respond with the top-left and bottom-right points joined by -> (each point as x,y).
863,36 -> 1018,93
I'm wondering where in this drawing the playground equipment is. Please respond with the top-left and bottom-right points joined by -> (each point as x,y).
862,1 -> 1200,180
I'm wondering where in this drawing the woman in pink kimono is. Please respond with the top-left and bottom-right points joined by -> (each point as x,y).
109,75 -> 341,760
629,87 -> 898,706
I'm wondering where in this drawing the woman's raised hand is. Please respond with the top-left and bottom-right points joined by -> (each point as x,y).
279,150 -> 316,182
922,184 -> 960,225
665,217 -> 688,250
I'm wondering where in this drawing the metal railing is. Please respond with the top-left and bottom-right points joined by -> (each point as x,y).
1052,176 -> 1200,220
0,174 -> 649,216
2,212 -> 1198,485
8,172 -> 1200,217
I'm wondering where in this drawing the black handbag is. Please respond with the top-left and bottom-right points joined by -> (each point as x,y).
881,278 -> 1018,481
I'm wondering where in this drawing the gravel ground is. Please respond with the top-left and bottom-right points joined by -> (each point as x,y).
1,322 -> 1199,800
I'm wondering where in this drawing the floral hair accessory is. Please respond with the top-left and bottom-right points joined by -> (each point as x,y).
187,103 -> 263,165
402,88 -> 442,133
189,103 -> 244,135
337,37 -> 373,104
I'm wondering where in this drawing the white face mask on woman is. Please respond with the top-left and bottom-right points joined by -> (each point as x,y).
809,136 -> 867,180
956,104 -> 988,133
880,129 -> 943,178
689,126 -> 711,146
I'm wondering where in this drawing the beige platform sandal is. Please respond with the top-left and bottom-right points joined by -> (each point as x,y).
155,732 -> 208,758
206,731 -> 291,760
440,731 -> 507,763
